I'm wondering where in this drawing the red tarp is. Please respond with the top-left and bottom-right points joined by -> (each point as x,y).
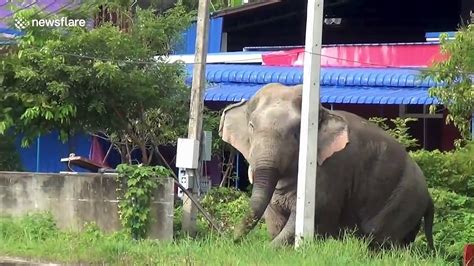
465,244 -> 474,266
261,44 -> 448,68
89,136 -> 110,167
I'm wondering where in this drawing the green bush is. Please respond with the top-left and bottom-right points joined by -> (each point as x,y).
0,134 -> 23,171
410,143 -> 474,260
116,164 -> 172,240
410,142 -> 474,196
419,188 -> 474,259
199,187 -> 251,231
173,187 -> 267,239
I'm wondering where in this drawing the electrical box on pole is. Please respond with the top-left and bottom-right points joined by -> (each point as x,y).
176,138 -> 200,169
177,131 -> 213,199
295,0 -> 325,248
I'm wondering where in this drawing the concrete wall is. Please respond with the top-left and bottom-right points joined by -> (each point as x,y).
0,172 -> 174,240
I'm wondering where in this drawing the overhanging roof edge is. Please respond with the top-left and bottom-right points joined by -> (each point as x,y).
200,82 -> 438,105
185,64 -> 440,88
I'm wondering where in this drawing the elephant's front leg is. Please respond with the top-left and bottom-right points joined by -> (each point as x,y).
264,203 -> 290,240
270,210 -> 296,247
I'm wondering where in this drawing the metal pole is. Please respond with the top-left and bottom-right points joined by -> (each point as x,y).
181,0 -> 210,237
36,135 -> 40,172
295,0 -> 325,248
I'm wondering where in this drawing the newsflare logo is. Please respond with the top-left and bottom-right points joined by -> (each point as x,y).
14,17 -> 29,30
14,16 -> 86,30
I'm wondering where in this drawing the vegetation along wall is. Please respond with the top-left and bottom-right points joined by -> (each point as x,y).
0,172 -> 174,240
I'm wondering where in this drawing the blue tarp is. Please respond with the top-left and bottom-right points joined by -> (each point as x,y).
184,64 -> 440,104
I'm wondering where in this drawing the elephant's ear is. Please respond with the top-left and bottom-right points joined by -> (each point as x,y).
219,100 -> 250,161
317,110 -> 349,166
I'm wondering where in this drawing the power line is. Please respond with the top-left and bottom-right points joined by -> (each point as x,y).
47,50 -> 474,76
7,0 -> 38,17
0,0 -> 57,19
1,0 -> 470,75
43,0 -> 77,17
1,4 -> 471,76
3,37 -> 472,77
50,51 -> 161,65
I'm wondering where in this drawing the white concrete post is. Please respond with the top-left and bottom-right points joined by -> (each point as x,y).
295,0 -> 325,248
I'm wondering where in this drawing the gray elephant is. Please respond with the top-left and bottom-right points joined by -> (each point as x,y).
218,83 -> 434,249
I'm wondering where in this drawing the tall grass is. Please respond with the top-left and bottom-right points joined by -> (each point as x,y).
0,212 -> 454,265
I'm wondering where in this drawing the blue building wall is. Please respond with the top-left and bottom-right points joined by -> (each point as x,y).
15,132 -> 92,173
174,17 -> 223,54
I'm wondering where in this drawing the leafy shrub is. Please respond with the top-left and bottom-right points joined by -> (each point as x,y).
425,25 -> 474,141
199,187 -> 251,231
173,187 -> 259,238
410,143 -> 474,259
116,164 -> 172,240
415,188 -> 474,259
0,134 -> 23,171
410,142 -> 474,196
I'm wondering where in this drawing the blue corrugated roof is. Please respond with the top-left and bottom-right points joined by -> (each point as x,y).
184,64 -> 440,105
204,83 -> 438,105
185,64 -> 439,87
425,32 -> 456,38
0,28 -> 23,36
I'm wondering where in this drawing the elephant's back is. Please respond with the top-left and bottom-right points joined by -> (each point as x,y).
319,109 -> 431,243
331,110 -> 415,217
336,110 -> 403,143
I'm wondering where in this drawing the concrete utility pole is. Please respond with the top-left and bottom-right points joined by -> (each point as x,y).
295,0 -> 325,248
181,0 -> 210,236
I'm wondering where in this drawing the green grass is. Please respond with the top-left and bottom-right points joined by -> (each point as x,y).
0,213 -> 456,265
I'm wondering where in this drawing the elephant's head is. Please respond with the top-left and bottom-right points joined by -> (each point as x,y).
218,83 -> 349,241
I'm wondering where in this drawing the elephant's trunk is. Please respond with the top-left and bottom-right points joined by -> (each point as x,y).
234,166 -> 278,242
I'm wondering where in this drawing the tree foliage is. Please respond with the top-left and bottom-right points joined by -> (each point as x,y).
0,1 -> 194,164
178,0 -> 245,12
0,134 -> 23,171
426,25 -> 474,142
369,117 -> 419,149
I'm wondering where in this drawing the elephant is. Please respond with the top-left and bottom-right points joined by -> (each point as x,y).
218,83 -> 435,249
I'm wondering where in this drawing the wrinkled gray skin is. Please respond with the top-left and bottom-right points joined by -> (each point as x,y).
218,83 -> 434,249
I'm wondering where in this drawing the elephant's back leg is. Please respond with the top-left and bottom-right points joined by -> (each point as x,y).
359,182 -> 426,247
264,203 -> 290,240
401,221 -> 421,247
366,222 -> 420,250
361,158 -> 430,247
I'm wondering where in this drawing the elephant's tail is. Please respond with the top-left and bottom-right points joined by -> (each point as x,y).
423,197 -> 435,251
